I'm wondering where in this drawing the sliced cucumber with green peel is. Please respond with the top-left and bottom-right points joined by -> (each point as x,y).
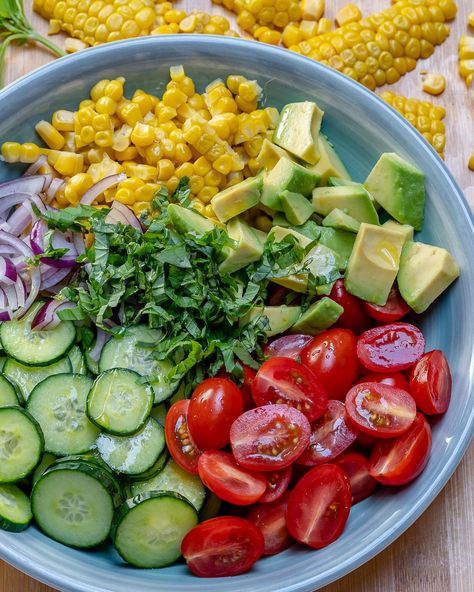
112,492 -> 198,568
0,305 -> 76,366
68,346 -> 87,375
87,369 -> 153,435
0,407 -> 44,482
0,483 -> 32,532
0,357 -> 6,372
27,374 -> 99,456
96,417 -> 165,475
3,356 -> 72,401
129,449 -> 169,482
131,459 -> 206,511
32,453 -> 56,488
150,403 -> 167,427
0,374 -> 22,407
32,461 -> 117,548
199,491 -> 222,522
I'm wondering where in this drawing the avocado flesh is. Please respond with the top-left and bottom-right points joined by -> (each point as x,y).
240,306 -> 302,337
315,226 -> 356,271
168,204 -> 216,235
272,212 -> 292,228
344,223 -> 405,305
309,135 -> 351,185
365,152 -> 425,231
255,139 -> 295,171
322,208 -> 361,233
211,175 -> 262,223
219,217 -> 265,274
280,190 -> 314,226
261,157 -> 320,211
273,101 -> 324,165
290,297 -> 343,335
397,241 -> 459,313
382,220 -> 414,243
328,176 -> 379,209
312,186 -> 379,224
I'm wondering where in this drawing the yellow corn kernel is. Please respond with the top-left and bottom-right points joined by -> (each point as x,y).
162,88 -> 188,109
188,175 -> 205,194
226,75 -> 246,94
194,155 -> 212,176
136,183 -> 159,202
175,143 -> 193,163
238,80 -> 262,103
175,162 -> 194,179
190,199 -> 205,213
52,110 -> 74,132
65,38 -> 87,53
35,120 -> 65,150
92,113 -> 111,132
468,153 -> 474,171
116,101 -> 141,126
300,0 -> 324,21
282,24 -> 302,48
204,169 -> 224,187
130,123 -> 155,147
95,130 -> 114,147
469,13 -> 474,28
213,154 -> 234,175
90,79 -> 109,102
317,18 -> 332,34
182,125 -> 202,145
203,204 -> 216,218
166,176 -> 180,193
157,159 -> 175,180
115,187 -> 135,205
114,146 -> 138,162
51,152 -> 84,176
124,163 -> 157,181
336,3 -> 362,27
87,153 -> 124,182
95,96 -> 117,115
131,201 -> 149,216
299,20 -> 319,40
121,177 -> 145,192
421,73 -> 446,96
198,186 -> 219,203
80,125 -> 95,145
67,173 -> 93,201
104,80 -> 124,102
20,143 -> 41,163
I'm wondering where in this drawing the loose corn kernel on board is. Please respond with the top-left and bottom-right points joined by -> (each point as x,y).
2,2 -> 474,592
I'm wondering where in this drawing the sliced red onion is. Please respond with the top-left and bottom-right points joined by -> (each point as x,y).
80,173 -> 126,206
6,194 -> 46,237
0,287 -> 5,308
46,178 -> 65,203
0,310 -> 11,321
0,256 -> 18,285
40,266 -> 71,290
0,174 -> 52,198
3,282 -> 17,311
31,299 -> 75,331
24,155 -> 48,176
88,329 -> 110,363
111,200 -> 143,232
15,276 -> 26,309
0,193 -> 37,216
105,208 -> 129,226
72,232 -> 85,256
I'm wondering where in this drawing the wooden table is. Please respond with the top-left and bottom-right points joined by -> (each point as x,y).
2,1 -> 474,591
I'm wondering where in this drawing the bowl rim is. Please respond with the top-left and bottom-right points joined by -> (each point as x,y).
0,34 -> 473,592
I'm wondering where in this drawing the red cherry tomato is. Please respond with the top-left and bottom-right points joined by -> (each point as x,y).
263,334 -> 313,360
218,365 -> 256,412
409,350 -> 452,415
297,400 -> 358,466
363,286 -> 411,323
355,371 -> 410,392
357,322 -> 425,372
188,378 -> 243,451
369,413 -> 432,486
355,431 -> 378,450
259,466 -> 292,503
181,516 -> 264,577
251,357 -> 328,422
247,493 -> 293,555
165,399 -> 201,474
334,451 -> 377,504
286,464 -> 352,549
267,285 -> 296,306
300,328 -> 359,400
230,404 -> 311,471
198,450 -> 267,505
330,279 -> 371,334
345,382 -> 417,438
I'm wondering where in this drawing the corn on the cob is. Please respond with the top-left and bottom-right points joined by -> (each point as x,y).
380,91 -> 446,157
459,36 -> 474,88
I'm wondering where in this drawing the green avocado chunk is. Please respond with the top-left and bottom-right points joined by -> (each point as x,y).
255,139 -> 295,172
309,135 -> 351,185
344,223 -> 405,305
272,212 -> 291,228
273,101 -> 324,165
290,297 -> 343,335
312,185 -> 379,224
364,152 -> 425,231
397,241 -> 460,313
261,157 -> 320,211
322,209 -> 361,233
211,176 -> 262,223
240,306 -> 302,337
316,226 -> 356,270
168,204 -> 216,235
382,220 -> 414,243
280,190 -> 314,226
219,217 -> 264,274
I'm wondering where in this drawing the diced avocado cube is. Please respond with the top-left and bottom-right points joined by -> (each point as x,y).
317,226 -> 356,271
315,282 -> 335,296
240,306 -> 302,337
322,209 -> 361,233
382,220 -> 414,243
255,139 -> 295,171
312,185 -> 379,224
280,190 -> 314,226
261,157 -> 320,211
309,135 -> 351,185
273,101 -> 324,165
219,217 -> 264,274
272,212 -> 291,228
328,177 -> 380,209
365,152 -> 425,231
344,223 -> 405,305
397,241 -> 460,313
291,220 -> 321,241
290,297 -> 343,335
211,175 -> 262,223
168,204 -> 216,235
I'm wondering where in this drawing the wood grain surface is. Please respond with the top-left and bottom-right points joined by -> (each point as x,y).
2,1 -> 474,591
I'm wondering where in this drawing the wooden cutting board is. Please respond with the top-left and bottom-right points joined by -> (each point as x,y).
1,1 -> 473,591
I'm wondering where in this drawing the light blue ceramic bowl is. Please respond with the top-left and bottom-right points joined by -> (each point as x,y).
0,36 -> 473,592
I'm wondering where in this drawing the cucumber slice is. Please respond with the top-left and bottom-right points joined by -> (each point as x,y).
0,407 -> 44,482
129,449 -> 169,482
0,374 -> 22,407
32,461 -> 117,548
199,491 -> 222,522
0,483 -> 32,532
32,453 -> 56,487
96,417 -> 165,475
27,374 -> 99,456
150,403 -> 167,427
0,357 -> 6,371
3,356 -> 72,401
99,326 -> 174,404
131,459 -> 206,511
112,492 -> 198,568
68,346 -> 87,375
87,369 -> 153,436
0,305 -> 76,366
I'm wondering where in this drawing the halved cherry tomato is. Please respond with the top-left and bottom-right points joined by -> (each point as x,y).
263,334 -> 313,360
297,400 -> 358,466
181,516 -> 264,577
357,323 -> 425,372
300,328 -> 359,400
286,464 -> 352,549
330,279 -> 371,335
345,382 -> 417,438
259,466 -> 292,503
409,350 -> 452,415
355,431 -> 377,450
363,286 -> 411,323
251,357 -> 328,421
218,365 -> 256,411
247,493 -> 293,555
334,451 -> 377,504
165,399 -> 201,474
369,413 -> 432,486
355,371 -> 410,392
230,404 -> 311,471
198,450 -> 267,505
188,378 -> 243,451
